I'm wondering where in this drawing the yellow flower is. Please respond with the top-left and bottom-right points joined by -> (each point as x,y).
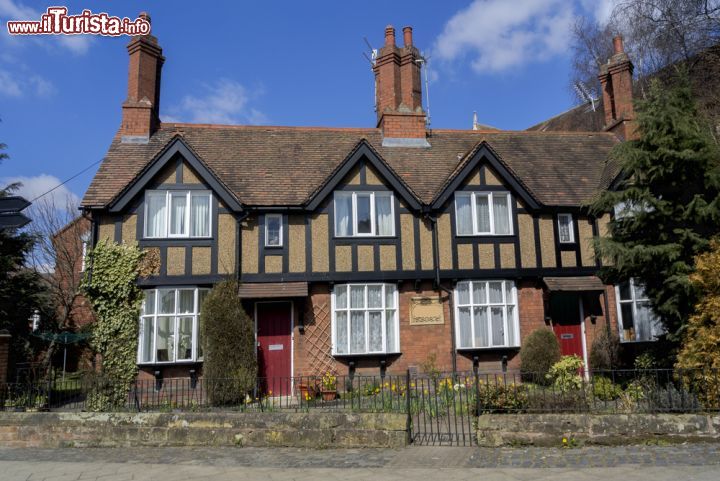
268,390 -> 273,396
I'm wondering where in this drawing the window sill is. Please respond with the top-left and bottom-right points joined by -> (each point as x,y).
455,234 -> 515,238
332,352 -> 401,358
456,346 -> 520,352
137,360 -> 203,366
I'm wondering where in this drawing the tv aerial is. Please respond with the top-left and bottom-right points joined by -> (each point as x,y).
574,81 -> 597,112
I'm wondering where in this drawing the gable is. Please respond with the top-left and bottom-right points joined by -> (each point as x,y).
108,137 -> 242,213
432,143 -> 540,211
304,140 -> 421,212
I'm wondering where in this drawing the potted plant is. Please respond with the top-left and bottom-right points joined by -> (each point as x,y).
297,378 -> 319,401
321,372 -> 337,401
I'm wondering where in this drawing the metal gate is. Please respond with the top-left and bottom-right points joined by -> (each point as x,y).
407,373 -> 477,446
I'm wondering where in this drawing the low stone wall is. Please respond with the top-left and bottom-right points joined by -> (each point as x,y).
476,413 -> 720,447
0,411 -> 407,449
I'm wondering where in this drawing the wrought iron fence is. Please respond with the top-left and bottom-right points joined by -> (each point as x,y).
1,368 -> 718,417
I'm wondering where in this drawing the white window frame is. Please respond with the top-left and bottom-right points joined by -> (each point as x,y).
557,213 -> 575,243
138,287 -> 210,364
454,191 -> 514,236
453,280 -> 520,349
331,283 -> 400,355
80,232 -> 90,273
615,278 -> 664,343
143,190 -> 213,239
265,214 -> 283,247
333,191 -> 395,238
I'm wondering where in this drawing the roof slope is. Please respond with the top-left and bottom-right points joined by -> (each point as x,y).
82,124 -> 619,209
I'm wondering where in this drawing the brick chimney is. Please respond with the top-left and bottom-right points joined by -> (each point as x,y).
121,12 -> 164,143
373,25 -> 428,147
598,36 -> 637,140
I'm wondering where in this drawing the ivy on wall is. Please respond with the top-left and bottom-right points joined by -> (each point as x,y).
81,240 -> 158,410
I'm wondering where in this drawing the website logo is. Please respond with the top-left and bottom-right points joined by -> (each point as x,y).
7,7 -> 151,37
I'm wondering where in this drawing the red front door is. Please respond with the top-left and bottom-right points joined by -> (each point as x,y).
256,301 -> 292,395
550,293 -> 585,359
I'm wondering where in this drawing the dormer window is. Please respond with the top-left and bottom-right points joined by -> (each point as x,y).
265,214 -> 283,247
557,213 -> 575,243
144,190 -> 212,239
334,191 -> 395,237
455,192 -> 513,236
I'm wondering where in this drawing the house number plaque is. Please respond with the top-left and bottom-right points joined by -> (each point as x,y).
409,297 -> 444,326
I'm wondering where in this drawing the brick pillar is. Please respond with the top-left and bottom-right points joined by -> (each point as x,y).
598,36 -> 637,140
0,330 -> 11,384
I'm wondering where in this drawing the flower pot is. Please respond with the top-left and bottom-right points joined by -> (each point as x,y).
321,389 -> 337,401
298,383 -> 314,401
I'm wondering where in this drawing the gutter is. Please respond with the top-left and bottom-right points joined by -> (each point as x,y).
428,214 -> 457,374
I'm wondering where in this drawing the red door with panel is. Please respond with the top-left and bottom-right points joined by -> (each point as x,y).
256,301 -> 292,396
549,293 -> 585,359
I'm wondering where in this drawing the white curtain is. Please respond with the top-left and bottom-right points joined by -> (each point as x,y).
473,306 -> 489,347
475,194 -> 491,233
335,311 -> 348,354
140,317 -> 154,363
335,286 -> 348,309
493,194 -> 510,234
368,311 -> 383,351
177,316 -> 193,360
456,281 -> 470,305
367,285 -> 382,308
458,307 -> 472,348
385,309 -> 396,352
375,194 -> 393,235
384,285 -> 396,308
191,194 -> 210,237
350,285 -> 365,308
350,311 -> 365,353
491,307 -> 504,346
506,305 -> 516,346
146,193 -> 166,237
170,193 -> 187,236
456,194 -> 473,235
488,282 -> 503,303
472,281 -> 486,304
335,194 -> 352,236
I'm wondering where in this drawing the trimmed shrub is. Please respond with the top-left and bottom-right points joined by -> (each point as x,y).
520,328 -> 561,385
547,355 -> 584,392
201,280 -> 257,406
592,376 -> 622,401
589,329 -> 621,371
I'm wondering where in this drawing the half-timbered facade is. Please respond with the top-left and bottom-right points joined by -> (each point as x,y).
81,17 -> 658,381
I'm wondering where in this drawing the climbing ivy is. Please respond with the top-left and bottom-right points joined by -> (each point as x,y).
81,240 -> 157,411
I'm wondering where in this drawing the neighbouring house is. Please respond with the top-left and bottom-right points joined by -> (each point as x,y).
80,14 -> 664,383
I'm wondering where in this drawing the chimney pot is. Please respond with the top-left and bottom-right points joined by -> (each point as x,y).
385,25 -> 396,47
139,11 -> 151,24
403,26 -> 413,47
613,35 -> 624,54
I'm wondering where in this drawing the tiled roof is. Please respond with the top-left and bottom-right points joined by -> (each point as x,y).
82,123 -> 619,209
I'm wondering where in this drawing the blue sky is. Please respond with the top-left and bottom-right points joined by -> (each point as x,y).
0,0 -> 611,208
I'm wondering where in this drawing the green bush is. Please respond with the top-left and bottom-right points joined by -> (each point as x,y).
201,280 -> 257,406
520,329 -> 561,385
547,355 -> 584,392
592,376 -> 622,401
589,329 -> 621,371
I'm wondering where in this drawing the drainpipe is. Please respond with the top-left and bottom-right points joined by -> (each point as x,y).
428,214 -> 457,374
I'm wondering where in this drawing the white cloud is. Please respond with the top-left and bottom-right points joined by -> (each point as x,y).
433,0 -> 575,73
164,79 -> 269,125
0,68 -> 55,97
0,0 -> 92,55
1,174 -> 80,208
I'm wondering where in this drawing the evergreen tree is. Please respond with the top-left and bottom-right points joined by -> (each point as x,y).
0,139 -> 47,375
591,75 -> 720,341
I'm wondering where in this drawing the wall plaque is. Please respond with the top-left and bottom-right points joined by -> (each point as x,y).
409,297 -> 445,325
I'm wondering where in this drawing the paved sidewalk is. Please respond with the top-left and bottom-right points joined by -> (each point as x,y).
1,444 -> 719,480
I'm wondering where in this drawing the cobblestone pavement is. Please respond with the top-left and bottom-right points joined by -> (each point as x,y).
0,444 -> 718,480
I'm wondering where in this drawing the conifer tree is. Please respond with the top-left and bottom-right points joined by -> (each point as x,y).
591,74 -> 720,340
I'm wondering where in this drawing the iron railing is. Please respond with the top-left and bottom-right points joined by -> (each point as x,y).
1,368 -> 718,415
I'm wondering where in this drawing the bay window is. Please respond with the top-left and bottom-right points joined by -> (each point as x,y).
616,279 -> 664,342
138,287 -> 209,363
455,192 -> 513,236
332,283 -> 399,355
334,191 -> 395,237
455,280 -> 519,348
144,190 -> 212,238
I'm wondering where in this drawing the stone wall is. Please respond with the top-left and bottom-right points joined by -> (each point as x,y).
476,413 -> 720,446
0,411 -> 407,449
